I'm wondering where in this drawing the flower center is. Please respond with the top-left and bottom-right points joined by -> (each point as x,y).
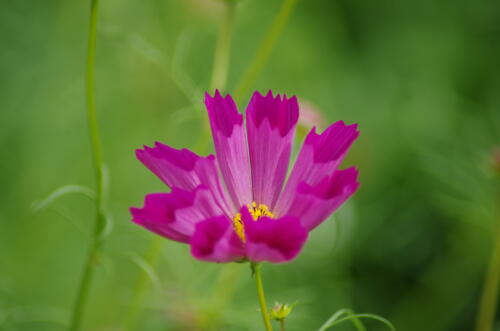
232,202 -> 275,242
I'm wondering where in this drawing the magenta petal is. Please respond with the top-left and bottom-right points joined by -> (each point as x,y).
247,91 -> 299,136
136,143 -> 198,186
205,91 -> 252,209
136,142 -> 233,215
275,121 -> 359,215
307,121 -> 360,163
130,189 -> 191,243
246,91 -> 299,208
204,90 -> 242,136
131,186 -> 226,243
287,167 -> 360,231
241,207 -> 308,263
190,216 -> 245,263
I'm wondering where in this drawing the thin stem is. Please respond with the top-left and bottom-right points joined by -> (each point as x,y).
234,0 -> 299,101
69,0 -> 106,330
474,177 -> 500,331
210,0 -> 236,91
280,319 -> 286,331
252,263 -> 273,331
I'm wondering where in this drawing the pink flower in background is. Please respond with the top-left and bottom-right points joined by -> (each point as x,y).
131,91 -> 359,263
297,100 -> 327,130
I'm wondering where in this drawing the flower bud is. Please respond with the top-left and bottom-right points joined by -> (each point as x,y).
270,302 -> 296,321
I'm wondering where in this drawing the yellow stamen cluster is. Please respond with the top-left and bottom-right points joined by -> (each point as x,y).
232,213 -> 245,242
232,202 -> 275,242
247,201 -> 275,220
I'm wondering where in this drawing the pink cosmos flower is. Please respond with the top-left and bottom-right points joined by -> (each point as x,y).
131,91 -> 360,263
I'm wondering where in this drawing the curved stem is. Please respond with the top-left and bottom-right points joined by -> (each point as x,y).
252,263 -> 273,331
69,0 -> 106,330
234,0 -> 299,101
210,0 -> 236,92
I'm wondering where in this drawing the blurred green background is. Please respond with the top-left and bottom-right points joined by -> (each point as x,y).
1,0 -> 500,330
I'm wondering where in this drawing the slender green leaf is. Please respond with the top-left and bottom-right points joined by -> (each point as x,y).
319,309 -> 365,331
31,185 -> 95,214
319,310 -> 395,331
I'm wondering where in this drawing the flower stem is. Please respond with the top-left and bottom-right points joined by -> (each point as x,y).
210,0 -> 236,92
234,0 -> 299,101
280,319 -> 286,331
474,176 -> 500,331
69,0 -> 106,330
251,263 -> 273,331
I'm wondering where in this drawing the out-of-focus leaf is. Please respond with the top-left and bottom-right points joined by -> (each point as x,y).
51,205 -> 86,234
128,253 -> 163,292
1,305 -> 68,328
171,29 -> 202,104
129,33 -> 167,65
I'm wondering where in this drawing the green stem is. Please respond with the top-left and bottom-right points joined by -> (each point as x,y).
474,177 -> 500,331
210,0 -> 236,92
280,319 -> 285,331
234,0 -> 299,101
252,263 -> 273,331
69,1 -> 106,330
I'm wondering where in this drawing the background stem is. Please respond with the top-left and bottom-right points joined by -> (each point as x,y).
69,0 -> 106,330
252,263 -> 273,331
234,0 -> 299,101
210,0 -> 236,92
474,176 -> 500,331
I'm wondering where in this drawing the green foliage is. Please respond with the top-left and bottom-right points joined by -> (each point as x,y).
1,0 -> 499,330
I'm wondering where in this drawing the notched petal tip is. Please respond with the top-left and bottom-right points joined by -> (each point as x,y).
130,206 -> 143,225
205,90 -> 243,137
303,120 -> 360,163
136,142 -> 200,171
135,148 -> 145,160
204,89 -> 222,99
247,90 -> 299,137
